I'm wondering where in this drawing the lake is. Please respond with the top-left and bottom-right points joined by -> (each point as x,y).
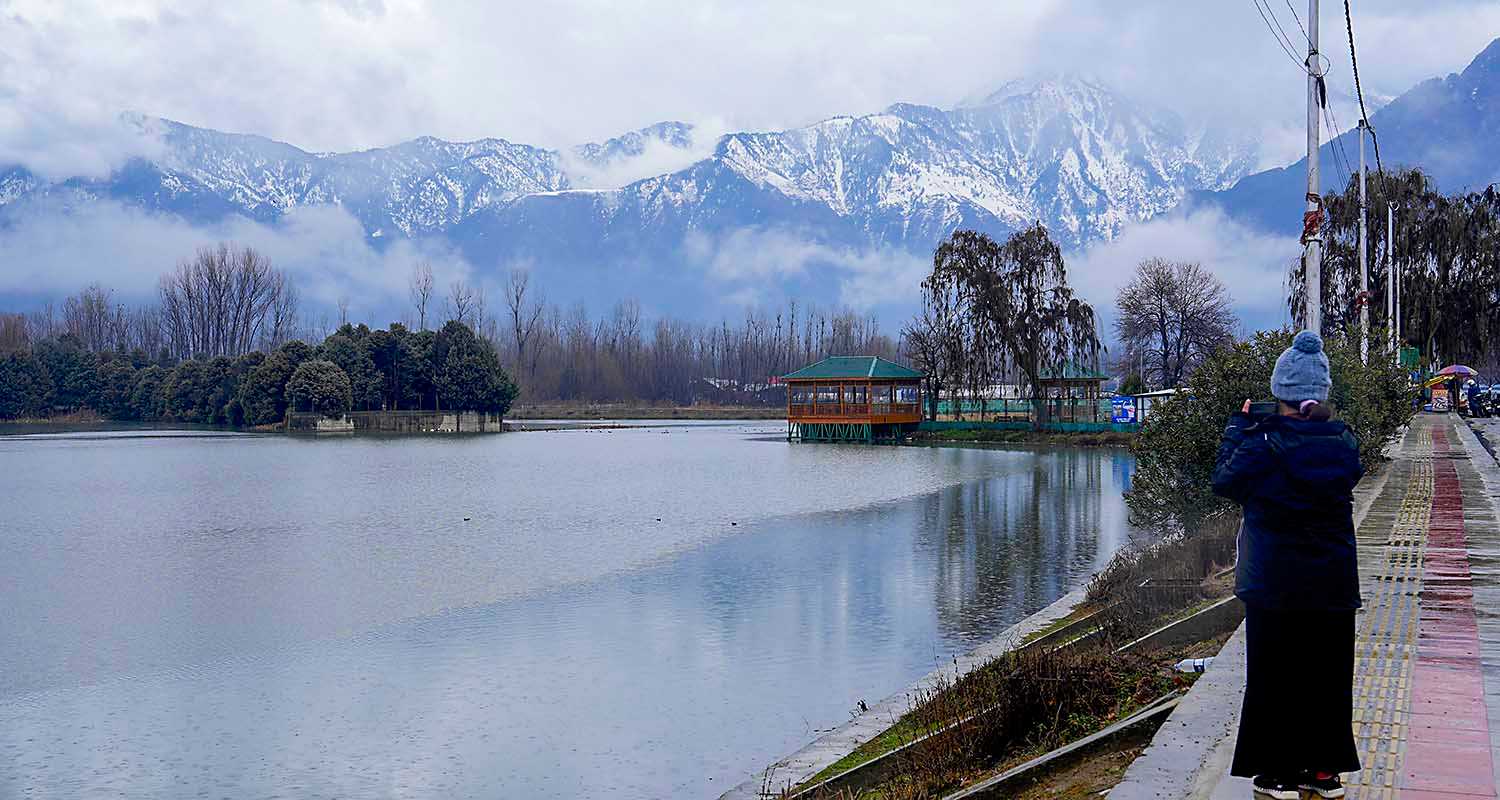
0,422 -> 1141,799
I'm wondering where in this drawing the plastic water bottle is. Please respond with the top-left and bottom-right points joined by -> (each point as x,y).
1174,657 -> 1214,673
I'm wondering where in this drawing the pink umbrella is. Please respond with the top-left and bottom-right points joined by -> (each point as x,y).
1437,365 -> 1479,377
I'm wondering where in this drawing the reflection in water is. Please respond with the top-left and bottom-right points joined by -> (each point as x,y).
0,426 -> 1139,799
927,447 -> 1135,644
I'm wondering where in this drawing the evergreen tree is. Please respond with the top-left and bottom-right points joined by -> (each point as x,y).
130,365 -> 167,420
238,352 -> 296,426
34,334 -> 99,412
95,355 -> 138,419
0,351 -> 54,418
286,359 -> 353,417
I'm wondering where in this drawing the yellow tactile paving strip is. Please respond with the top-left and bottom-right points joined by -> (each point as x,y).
1347,429 -> 1434,800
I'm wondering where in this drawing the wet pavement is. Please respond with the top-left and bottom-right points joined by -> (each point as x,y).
1114,414 -> 1500,800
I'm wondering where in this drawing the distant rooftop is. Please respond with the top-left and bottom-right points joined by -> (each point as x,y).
783,356 -> 924,381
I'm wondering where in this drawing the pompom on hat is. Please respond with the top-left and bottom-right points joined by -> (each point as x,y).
1271,330 -> 1331,403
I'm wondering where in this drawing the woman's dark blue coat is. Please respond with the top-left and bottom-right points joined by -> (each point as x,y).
1211,412 -> 1364,610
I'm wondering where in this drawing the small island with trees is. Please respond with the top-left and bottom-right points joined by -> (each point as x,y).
0,244 -> 517,433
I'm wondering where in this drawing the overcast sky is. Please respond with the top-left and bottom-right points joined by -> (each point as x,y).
2,0 -> 1497,328
4,0 -> 1499,174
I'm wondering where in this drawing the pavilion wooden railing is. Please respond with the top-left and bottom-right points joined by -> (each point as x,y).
787,402 -> 920,417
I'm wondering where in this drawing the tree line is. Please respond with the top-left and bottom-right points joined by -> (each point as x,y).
1,240 -> 908,420
474,268 -> 898,405
1292,167 -> 1500,372
0,244 -> 518,422
0,318 -> 518,423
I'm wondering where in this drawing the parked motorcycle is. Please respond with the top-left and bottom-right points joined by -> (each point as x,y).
1468,384 -> 1493,418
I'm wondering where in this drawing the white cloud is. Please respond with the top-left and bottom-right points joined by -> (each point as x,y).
562,118 -> 730,190
2,1 -> 1494,176
1066,205 -> 1303,335
684,227 -> 928,312
0,199 -> 474,317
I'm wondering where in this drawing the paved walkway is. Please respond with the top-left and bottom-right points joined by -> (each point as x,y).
1114,414 -> 1500,799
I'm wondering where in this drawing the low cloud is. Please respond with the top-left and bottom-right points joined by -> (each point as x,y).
0,200 -> 476,320
683,226 -> 928,312
1066,204 -> 1303,334
562,119 -> 730,189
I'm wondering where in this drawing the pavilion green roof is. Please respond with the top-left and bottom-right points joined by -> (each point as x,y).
783,356 -> 924,381
1038,361 -> 1111,381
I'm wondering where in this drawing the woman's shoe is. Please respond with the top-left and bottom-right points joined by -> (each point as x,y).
1251,775 -> 1302,799
1299,772 -> 1346,798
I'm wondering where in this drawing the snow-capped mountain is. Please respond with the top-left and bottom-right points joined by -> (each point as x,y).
0,75 -> 1261,314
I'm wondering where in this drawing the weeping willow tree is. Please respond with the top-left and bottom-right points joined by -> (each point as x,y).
1291,168 -> 1500,369
922,225 -> 1102,428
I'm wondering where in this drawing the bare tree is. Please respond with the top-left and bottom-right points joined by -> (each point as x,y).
62,284 -> 130,352
445,280 -> 475,326
1114,258 -> 1237,389
0,313 -> 28,353
337,296 -> 350,326
902,269 -> 966,420
409,262 -> 435,331
505,268 -> 546,387
266,274 -> 299,348
158,243 -> 295,358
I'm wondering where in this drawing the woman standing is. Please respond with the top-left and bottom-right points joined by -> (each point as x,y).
1212,330 -> 1364,799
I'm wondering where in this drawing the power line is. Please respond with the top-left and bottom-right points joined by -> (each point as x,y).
1342,0 -> 1383,173
1250,0 -> 1307,71
1325,100 -> 1355,188
1283,0 -> 1312,47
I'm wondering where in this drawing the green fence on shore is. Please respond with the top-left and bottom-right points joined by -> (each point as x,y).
918,419 -> 1140,434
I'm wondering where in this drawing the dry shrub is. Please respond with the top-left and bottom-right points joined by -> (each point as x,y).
856,644 -> 1174,800
1086,511 -> 1238,601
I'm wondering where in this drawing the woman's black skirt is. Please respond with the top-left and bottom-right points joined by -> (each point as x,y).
1230,604 -> 1361,777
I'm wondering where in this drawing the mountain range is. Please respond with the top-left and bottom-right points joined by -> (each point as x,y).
2,36 -> 1498,318
0,75 -> 1263,314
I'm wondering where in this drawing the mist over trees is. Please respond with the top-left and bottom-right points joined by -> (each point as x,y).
1113,258 -> 1238,390
0,240 -> 912,421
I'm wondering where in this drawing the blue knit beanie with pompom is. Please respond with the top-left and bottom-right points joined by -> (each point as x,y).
1271,330 -> 1331,403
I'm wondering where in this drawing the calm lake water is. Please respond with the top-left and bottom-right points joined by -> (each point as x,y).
0,422 -> 1140,799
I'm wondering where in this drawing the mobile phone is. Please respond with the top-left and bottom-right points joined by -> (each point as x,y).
1248,401 -> 1278,419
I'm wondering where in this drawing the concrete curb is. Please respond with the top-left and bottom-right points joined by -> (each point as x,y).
720,586 -> 1089,799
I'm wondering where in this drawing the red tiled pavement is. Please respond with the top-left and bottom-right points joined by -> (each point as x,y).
1401,426 -> 1498,798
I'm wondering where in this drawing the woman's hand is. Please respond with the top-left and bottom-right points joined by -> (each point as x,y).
1241,399 -> 1251,414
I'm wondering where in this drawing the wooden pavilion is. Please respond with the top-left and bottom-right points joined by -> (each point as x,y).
1035,362 -> 1112,423
783,356 -> 924,442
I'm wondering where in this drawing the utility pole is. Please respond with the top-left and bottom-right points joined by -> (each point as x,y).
1386,204 -> 1394,358
1358,119 -> 1369,362
1303,0 -> 1323,334
1394,210 -> 1401,353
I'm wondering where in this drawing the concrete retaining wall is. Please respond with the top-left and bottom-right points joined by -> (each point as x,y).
288,411 -> 504,433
